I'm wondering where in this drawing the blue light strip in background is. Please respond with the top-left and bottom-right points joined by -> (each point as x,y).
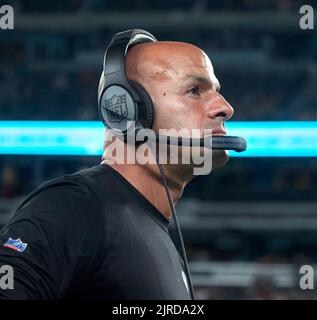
0,121 -> 103,156
228,122 -> 317,157
0,121 -> 317,157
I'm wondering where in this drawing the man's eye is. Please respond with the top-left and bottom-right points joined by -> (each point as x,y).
187,86 -> 201,96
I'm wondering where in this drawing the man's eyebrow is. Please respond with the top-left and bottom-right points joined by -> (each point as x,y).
184,74 -> 221,92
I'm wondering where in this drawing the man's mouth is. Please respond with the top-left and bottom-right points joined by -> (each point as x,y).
204,128 -> 227,136
212,129 -> 227,136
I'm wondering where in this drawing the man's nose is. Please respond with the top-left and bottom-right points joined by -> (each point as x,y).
206,92 -> 234,121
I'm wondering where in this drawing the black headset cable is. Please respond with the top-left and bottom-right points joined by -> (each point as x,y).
149,143 -> 195,300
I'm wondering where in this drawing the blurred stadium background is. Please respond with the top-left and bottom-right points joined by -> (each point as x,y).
1,0 -> 317,299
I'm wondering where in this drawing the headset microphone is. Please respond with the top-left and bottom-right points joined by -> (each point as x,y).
104,110 -> 247,153
151,134 -> 247,152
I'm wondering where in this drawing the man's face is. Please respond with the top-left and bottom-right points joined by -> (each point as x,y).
126,41 -> 235,169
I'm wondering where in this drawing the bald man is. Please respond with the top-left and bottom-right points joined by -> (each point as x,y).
0,34 -> 233,300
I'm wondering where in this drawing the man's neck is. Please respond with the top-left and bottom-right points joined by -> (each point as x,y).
100,160 -> 190,220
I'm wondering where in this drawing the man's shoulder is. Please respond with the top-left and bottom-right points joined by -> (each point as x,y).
72,164 -> 114,184
38,164 -> 113,193
16,165 -> 113,213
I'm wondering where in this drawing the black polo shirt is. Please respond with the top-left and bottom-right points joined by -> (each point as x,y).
0,164 -> 191,300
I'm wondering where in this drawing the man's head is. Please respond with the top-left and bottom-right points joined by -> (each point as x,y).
99,39 -> 234,171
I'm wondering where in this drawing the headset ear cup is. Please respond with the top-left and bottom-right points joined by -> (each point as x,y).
128,80 -> 154,130
99,84 -> 137,135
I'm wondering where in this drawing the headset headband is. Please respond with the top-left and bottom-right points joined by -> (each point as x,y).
99,29 -> 157,134
103,29 -> 157,91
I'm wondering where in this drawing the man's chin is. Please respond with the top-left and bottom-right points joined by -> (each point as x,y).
212,149 -> 230,169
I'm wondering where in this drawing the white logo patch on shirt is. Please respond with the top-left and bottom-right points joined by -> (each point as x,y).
3,237 -> 28,252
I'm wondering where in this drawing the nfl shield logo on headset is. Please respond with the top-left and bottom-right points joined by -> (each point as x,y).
103,93 -> 128,122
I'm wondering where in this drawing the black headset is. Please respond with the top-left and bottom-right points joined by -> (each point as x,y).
98,29 -> 156,138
